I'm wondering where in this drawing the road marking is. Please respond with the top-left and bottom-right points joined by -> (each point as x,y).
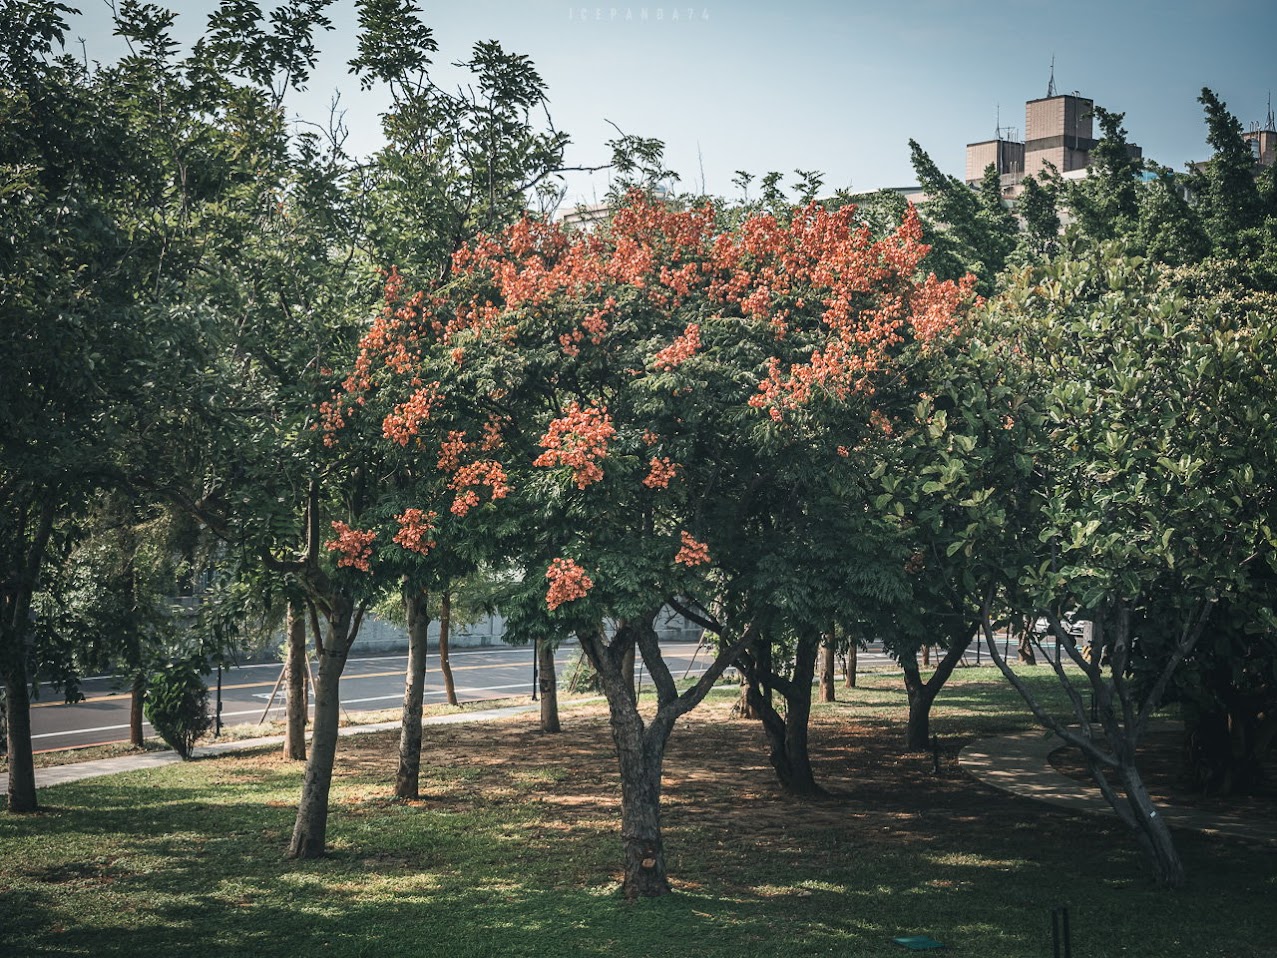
33,657 -> 589,709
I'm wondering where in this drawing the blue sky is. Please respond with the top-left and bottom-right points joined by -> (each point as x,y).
67,0 -> 1276,206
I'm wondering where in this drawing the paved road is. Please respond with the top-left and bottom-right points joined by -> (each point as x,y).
30,640 -> 910,752
29,644 -> 575,752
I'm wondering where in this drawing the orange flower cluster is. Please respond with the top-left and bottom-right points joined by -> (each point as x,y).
532,402 -> 616,489
383,384 -> 443,447
545,557 -> 593,610
448,460 -> 510,516
326,521 -> 376,572
642,457 -> 679,489
653,323 -> 701,371
437,430 -> 472,472
393,508 -> 439,555
322,268 -> 436,446
674,531 -> 711,567
482,416 -> 507,451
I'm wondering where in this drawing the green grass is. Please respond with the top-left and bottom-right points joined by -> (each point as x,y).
1,667 -> 1271,958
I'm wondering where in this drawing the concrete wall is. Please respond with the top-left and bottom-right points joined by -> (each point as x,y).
353,608 -> 705,655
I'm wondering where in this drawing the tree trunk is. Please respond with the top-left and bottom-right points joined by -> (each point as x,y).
921,644 -> 931,667
4,665 -> 37,813
743,635 -> 823,796
1118,762 -> 1186,888
578,614 -> 752,897
819,632 -> 836,703
1017,629 -> 1037,665
620,642 -> 637,700
901,633 -> 972,752
283,603 -> 308,761
538,639 -> 560,733
288,597 -> 358,859
395,586 -> 430,799
438,589 -> 457,706
735,671 -> 758,720
129,672 -> 146,748
904,675 -> 937,752
616,730 -> 669,898
843,642 -> 858,689
3,498 -> 53,814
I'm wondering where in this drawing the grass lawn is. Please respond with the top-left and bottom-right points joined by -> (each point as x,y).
1,668 -> 1273,957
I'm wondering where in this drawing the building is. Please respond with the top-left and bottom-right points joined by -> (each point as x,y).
964,68 -> 1141,196
1242,98 -> 1277,169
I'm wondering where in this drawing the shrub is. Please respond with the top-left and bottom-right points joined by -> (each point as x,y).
144,661 -> 211,759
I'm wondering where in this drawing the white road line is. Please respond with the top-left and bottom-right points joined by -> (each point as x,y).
33,665 -> 718,741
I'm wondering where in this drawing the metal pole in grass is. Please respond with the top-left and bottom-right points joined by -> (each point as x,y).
215,664 -> 223,738
531,638 -> 539,701
1051,905 -> 1072,958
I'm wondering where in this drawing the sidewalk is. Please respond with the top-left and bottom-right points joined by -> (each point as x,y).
0,703 -> 539,794
960,728 -> 1277,846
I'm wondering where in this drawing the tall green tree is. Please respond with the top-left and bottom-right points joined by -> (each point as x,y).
1,0 -> 258,810
906,141 -> 1019,295
1068,107 -> 1143,242
1190,88 -> 1265,256
980,242 -> 1277,888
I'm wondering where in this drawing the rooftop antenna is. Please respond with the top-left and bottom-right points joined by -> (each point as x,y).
1047,55 -> 1056,98
1267,91 -> 1275,131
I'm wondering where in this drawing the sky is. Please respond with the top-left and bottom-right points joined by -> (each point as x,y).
65,0 -> 1277,209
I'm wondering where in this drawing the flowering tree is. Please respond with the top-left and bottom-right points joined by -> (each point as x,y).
331,190 -> 973,895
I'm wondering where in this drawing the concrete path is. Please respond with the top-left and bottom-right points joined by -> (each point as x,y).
960,729 -> 1277,846
0,703 -> 539,793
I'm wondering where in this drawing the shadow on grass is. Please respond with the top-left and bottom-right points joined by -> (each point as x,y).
3,689 -> 1275,958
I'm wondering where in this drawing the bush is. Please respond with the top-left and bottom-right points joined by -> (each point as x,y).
144,661 -> 211,759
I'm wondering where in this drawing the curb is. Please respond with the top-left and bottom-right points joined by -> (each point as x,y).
1,703 -> 541,793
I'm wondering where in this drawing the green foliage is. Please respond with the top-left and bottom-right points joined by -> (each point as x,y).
1017,172 -> 1061,257
1190,88 -> 1265,255
985,241 -> 1277,668
143,659 -> 213,759
1136,164 -> 1209,266
1068,107 -> 1142,242
907,141 -> 1018,295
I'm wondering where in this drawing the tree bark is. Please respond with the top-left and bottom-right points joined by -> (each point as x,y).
538,639 -> 560,733
615,723 -> 668,898
438,589 -> 457,706
283,603 -> 308,761
578,613 -> 752,898
843,642 -> 858,689
742,634 -> 823,796
288,594 -> 361,859
3,497 -> 54,814
819,632 -> 836,703
1118,762 -> 1186,888
129,672 -> 146,748
395,586 -> 430,798
1017,628 -> 1037,665
620,642 -> 637,700
4,666 -> 37,813
735,670 -> 758,719
901,632 -> 972,752
903,667 -> 938,752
